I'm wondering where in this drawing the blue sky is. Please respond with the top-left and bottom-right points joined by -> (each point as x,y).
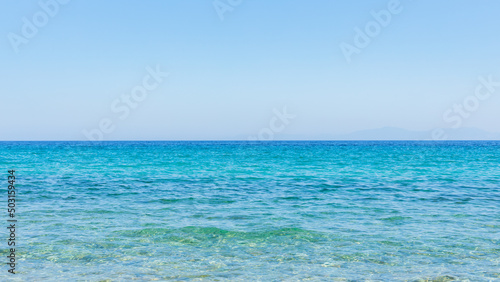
1,0 -> 500,140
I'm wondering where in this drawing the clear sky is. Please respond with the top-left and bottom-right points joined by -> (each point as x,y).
1,0 -> 500,140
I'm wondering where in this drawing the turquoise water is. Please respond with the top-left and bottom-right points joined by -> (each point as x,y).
1,141 -> 499,281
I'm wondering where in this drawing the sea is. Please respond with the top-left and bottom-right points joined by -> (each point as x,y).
0,141 -> 499,281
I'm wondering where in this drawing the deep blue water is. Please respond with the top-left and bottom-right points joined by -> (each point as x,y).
1,141 -> 499,281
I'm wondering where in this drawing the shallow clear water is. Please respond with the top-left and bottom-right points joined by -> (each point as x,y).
1,141 -> 499,281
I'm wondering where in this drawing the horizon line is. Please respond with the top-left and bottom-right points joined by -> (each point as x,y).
1,140 -> 500,142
